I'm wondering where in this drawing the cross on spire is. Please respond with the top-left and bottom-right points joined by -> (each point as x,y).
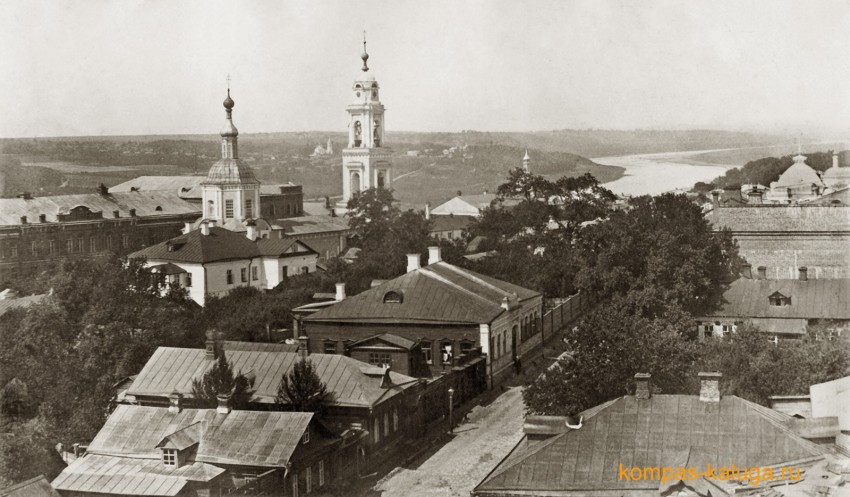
226,74 -> 231,90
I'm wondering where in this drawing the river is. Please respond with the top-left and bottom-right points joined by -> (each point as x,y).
595,149 -> 741,196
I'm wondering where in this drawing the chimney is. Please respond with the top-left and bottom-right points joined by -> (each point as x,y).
18,192 -> 33,200
380,366 -> 392,389
113,210 -> 120,218
38,214 -> 46,223
335,282 -> 346,301
183,222 -> 193,234
710,190 -> 720,207
200,223 -> 210,236
501,296 -> 511,311
634,373 -> 651,400
698,372 -> 722,402
205,329 -> 219,359
96,183 -> 109,196
168,392 -> 183,413
741,263 -> 752,279
425,202 -> 431,220
129,208 -> 137,217
208,219 -> 216,228
246,220 -> 257,241
799,266 -> 808,281
406,253 -> 421,273
428,246 -> 442,265
298,336 -> 309,358
20,216 -> 27,225
216,394 -> 231,414
757,266 -> 767,280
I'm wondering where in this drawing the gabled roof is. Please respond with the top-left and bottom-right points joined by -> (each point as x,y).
708,204 -> 850,233
130,227 -> 260,263
350,333 -> 418,350
430,215 -> 473,232
52,454 -> 224,496
126,347 -> 417,408
0,293 -> 47,318
109,176 -> 206,199
304,261 -> 540,325
1,476 -> 61,497
705,278 -> 850,320
86,405 -> 311,468
0,191 -> 200,226
475,394 -> 825,496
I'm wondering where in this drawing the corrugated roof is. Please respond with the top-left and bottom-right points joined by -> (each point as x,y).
0,294 -> 47,318
110,176 -> 206,199
126,347 -> 416,408
52,455 -> 223,496
1,476 -> 61,497
705,278 -> 850,320
708,205 -> 850,232
475,394 -> 825,495
0,191 -> 200,226
87,405 -> 311,468
304,261 -> 540,325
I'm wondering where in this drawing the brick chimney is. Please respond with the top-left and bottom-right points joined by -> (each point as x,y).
710,190 -> 720,207
798,266 -> 808,281
698,372 -> 722,402
20,216 -> 27,225
168,392 -> 183,413
246,219 -> 257,241
216,394 -> 231,414
113,210 -> 120,218
757,266 -> 767,280
407,253 -> 421,273
298,336 -> 309,358
129,208 -> 136,217
183,222 -> 193,234
740,263 -> 752,279
428,246 -> 442,265
96,183 -> 109,196
335,283 -> 346,301
205,329 -> 219,359
634,373 -> 651,400
38,214 -> 46,223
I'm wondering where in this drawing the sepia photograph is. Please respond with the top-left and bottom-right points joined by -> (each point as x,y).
0,1 -> 849,496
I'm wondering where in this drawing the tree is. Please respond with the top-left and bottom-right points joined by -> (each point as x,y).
276,358 -> 334,413
191,349 -> 255,409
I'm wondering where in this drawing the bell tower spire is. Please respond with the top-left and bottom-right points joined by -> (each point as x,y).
337,33 -> 392,213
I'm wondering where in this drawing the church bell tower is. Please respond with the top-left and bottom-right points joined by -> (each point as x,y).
338,34 -> 392,213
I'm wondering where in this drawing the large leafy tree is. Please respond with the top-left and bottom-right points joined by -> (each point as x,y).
276,358 -> 334,413
191,349 -> 255,409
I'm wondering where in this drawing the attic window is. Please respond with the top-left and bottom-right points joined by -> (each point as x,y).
769,292 -> 791,306
155,206 -> 163,212
162,448 -> 177,467
383,291 -> 403,304
302,431 -> 310,444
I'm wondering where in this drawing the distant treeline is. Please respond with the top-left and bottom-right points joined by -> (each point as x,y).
696,151 -> 838,191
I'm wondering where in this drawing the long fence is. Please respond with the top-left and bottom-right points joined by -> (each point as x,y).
541,291 -> 592,338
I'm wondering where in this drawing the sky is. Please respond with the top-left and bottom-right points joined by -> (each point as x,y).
2,0 -> 850,138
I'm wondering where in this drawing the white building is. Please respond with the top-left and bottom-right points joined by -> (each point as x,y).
337,37 -> 392,213
131,224 -> 319,306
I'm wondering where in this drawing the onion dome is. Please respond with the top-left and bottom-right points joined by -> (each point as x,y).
223,89 -> 235,110
220,89 -> 238,138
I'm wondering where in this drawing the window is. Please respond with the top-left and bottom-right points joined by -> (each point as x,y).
383,412 -> 389,437
184,273 -> 192,288
162,448 -> 177,467
393,408 -> 399,432
318,460 -> 325,487
90,237 -> 96,252
251,266 -> 258,281
225,199 -> 234,219
368,352 -> 391,366
281,265 -> 288,279
241,268 -> 247,283
48,240 -> 55,256
207,200 -> 214,217
226,269 -> 234,285
245,199 -> 253,218
305,467 -> 312,494
441,341 -> 453,365
31,241 -> 38,256
302,430 -> 310,444
10,244 -> 18,258
301,266 -> 309,275
373,417 -> 380,444
383,291 -> 403,304
292,476 -> 299,497
66,239 -> 73,254
122,234 -> 129,248
77,238 -> 84,252
105,235 -> 112,250
421,341 -> 432,364
323,341 -> 336,354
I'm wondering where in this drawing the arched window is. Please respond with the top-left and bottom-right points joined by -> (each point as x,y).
155,206 -> 162,212
351,172 -> 361,196
377,171 -> 386,189
207,200 -> 214,217
353,121 -> 362,147
383,291 -> 403,303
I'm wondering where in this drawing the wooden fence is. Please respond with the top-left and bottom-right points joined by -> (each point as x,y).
541,291 -> 592,339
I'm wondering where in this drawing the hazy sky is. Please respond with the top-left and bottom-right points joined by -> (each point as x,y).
3,0 -> 850,137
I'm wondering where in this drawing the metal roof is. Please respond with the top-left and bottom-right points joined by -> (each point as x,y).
52,454 -> 224,496
0,191 -> 200,226
203,158 -> 259,185
708,204 -> 850,233
130,228 -> 314,264
109,176 -> 206,199
1,476 -> 61,497
126,347 -> 417,408
475,394 -> 825,495
272,215 -> 350,236
0,294 -> 47,318
86,405 -> 312,468
705,278 -> 850,320
304,261 -> 540,325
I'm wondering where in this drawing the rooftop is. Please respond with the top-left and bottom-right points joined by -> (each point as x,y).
304,261 -> 540,325
708,204 -> 850,233
0,293 -> 47,318
705,278 -> 850,320
1,476 -> 61,497
126,346 -> 417,408
272,215 -> 350,236
109,176 -> 206,199
430,215 -> 474,232
475,394 -> 826,496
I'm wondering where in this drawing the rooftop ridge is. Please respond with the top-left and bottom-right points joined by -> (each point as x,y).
433,262 -> 513,300
418,266 -> 503,309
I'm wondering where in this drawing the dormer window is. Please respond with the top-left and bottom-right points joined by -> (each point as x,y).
768,291 -> 791,306
162,448 -> 177,467
383,291 -> 403,304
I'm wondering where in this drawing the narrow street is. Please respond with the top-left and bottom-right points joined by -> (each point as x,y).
372,387 -> 525,497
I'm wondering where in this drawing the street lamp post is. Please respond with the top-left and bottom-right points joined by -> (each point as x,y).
448,388 -> 455,434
